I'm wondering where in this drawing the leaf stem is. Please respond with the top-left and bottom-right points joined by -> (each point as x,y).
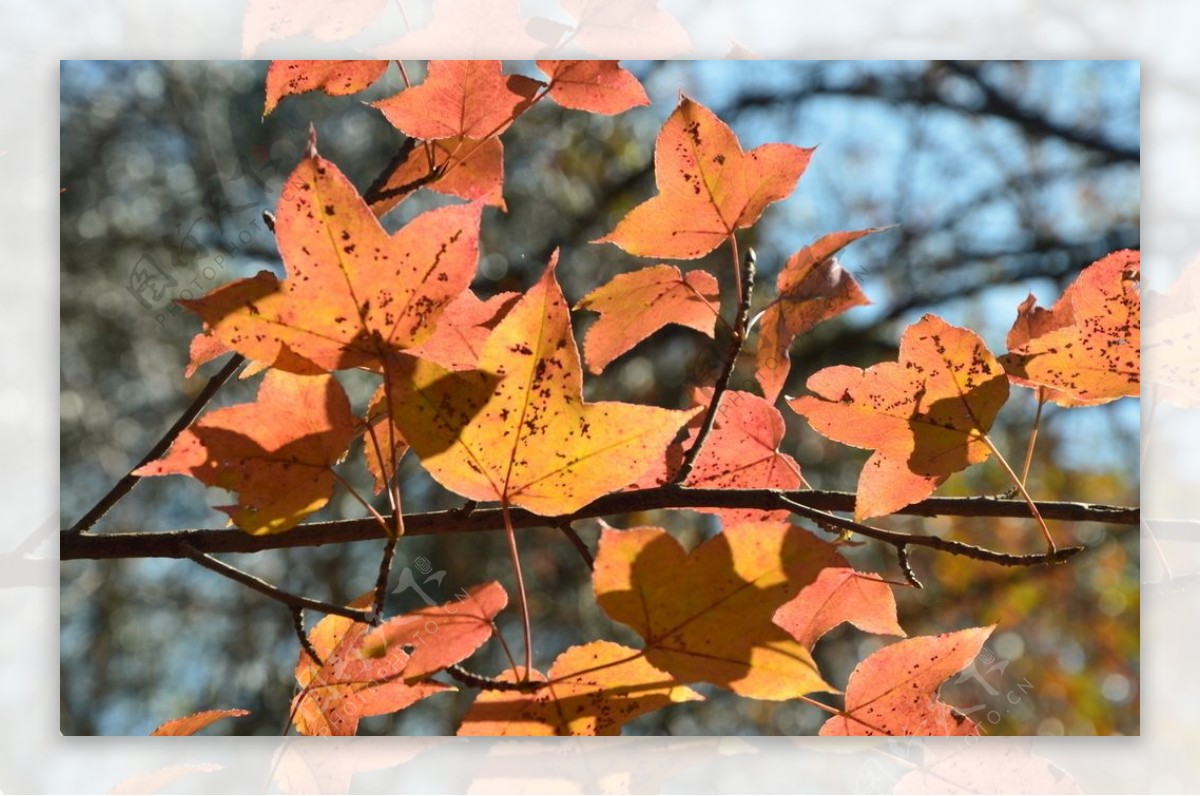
980,433 -> 1056,551
1019,389 -> 1046,486
501,500 -> 534,676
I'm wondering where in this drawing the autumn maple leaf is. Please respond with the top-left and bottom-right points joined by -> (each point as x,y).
264,60 -> 389,116
1000,249 -> 1140,406
133,370 -> 356,535
181,138 -> 482,374
754,228 -> 879,404
789,314 -> 1010,520
384,253 -> 699,517
593,522 -> 843,699
575,264 -> 720,374
595,96 -> 813,259
820,626 -> 993,736
457,641 -> 701,736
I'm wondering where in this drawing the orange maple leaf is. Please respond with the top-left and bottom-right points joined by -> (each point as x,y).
788,314 -> 1010,520
150,708 -> 250,736
264,60 -> 389,115
575,264 -> 720,375
457,641 -> 701,736
384,253 -> 698,516
133,370 -> 356,535
368,135 -> 506,217
754,229 -> 879,404
1000,249 -> 1140,406
594,96 -> 813,259
536,60 -> 649,115
593,522 -> 843,700
181,142 -> 483,373
820,626 -> 993,736
373,60 -> 539,140
773,567 -> 906,649
291,594 -> 454,736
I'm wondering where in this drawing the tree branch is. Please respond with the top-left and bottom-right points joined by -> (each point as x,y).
64,353 -> 246,535
180,543 -> 370,622
673,247 -> 756,484
61,487 -> 1137,562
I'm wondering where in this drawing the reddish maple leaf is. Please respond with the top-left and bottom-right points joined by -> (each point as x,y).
1000,249 -> 1140,406
181,142 -> 482,373
593,522 -> 843,699
575,264 -> 720,374
385,253 -> 698,516
368,136 -> 506,216
373,60 -> 539,141
754,229 -> 879,403
773,567 -> 906,649
594,96 -> 812,259
361,581 -> 508,682
635,390 -> 806,525
264,60 -> 389,115
150,708 -> 249,736
536,60 -> 649,115
788,314 -> 1010,520
820,626 -> 993,736
292,596 -> 451,736
134,370 -> 356,535
457,641 -> 701,736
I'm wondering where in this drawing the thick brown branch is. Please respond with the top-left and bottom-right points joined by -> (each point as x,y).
64,354 -> 246,535
61,487 -> 1138,562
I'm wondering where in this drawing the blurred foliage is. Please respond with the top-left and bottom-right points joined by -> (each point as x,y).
60,60 -> 1138,735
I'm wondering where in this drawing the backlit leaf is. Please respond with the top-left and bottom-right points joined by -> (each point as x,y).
457,641 -> 701,736
133,370 -> 355,535
788,314 -> 1009,520
819,626 -> 993,736
373,60 -> 540,140
593,523 -> 843,699
537,60 -> 649,115
150,708 -> 250,736
754,229 -> 878,403
636,390 -> 806,525
181,144 -> 482,373
386,254 -> 698,516
407,290 -> 520,371
773,567 -> 906,649
362,581 -> 508,682
1000,249 -> 1140,406
575,264 -> 720,374
264,60 -> 389,115
292,595 -> 452,736
368,136 -> 506,216
594,96 -> 813,259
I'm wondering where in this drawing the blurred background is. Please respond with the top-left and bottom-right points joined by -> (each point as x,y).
60,60 -> 1139,736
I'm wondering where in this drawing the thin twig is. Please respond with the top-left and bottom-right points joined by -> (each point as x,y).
180,543 -> 370,622
673,246 -> 756,484
61,488 -> 1138,561
896,544 -> 923,589
291,608 -> 323,667
64,353 -> 245,535
556,522 -> 595,571
444,663 -> 542,692
778,496 -> 1083,568
370,536 -> 399,626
